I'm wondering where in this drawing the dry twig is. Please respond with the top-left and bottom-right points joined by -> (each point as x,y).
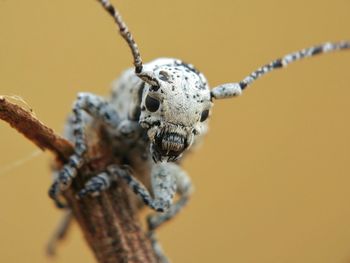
0,96 -> 157,263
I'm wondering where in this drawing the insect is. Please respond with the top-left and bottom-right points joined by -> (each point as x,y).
47,0 -> 350,261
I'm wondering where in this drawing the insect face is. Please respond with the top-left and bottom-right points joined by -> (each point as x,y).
138,59 -> 212,162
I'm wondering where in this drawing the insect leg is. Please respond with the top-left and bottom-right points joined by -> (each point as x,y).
148,231 -> 169,263
76,172 -> 112,198
46,210 -> 73,257
78,163 -> 187,263
147,164 -> 192,232
147,164 -> 192,263
78,164 -> 191,227
49,92 -> 121,207
78,164 -> 177,213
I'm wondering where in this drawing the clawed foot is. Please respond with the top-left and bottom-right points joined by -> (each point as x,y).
76,172 -> 111,199
49,165 -> 77,208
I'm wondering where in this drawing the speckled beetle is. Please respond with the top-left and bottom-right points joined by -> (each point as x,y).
48,0 -> 350,261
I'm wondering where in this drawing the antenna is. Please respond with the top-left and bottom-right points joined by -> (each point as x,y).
96,0 -> 143,74
211,41 -> 350,99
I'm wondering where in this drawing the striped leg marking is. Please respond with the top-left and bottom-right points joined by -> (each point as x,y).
77,172 -> 111,198
49,93 -> 120,207
146,164 -> 192,263
78,164 -> 177,213
147,165 -> 192,232
77,164 -> 190,263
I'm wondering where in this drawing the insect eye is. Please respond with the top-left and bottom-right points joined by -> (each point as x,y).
200,110 -> 209,122
145,95 -> 160,112
158,71 -> 170,82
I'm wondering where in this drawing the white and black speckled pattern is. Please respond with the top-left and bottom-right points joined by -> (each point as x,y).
211,41 -> 350,99
49,1 -> 350,262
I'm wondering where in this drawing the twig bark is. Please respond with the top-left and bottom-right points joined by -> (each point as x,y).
0,96 -> 157,263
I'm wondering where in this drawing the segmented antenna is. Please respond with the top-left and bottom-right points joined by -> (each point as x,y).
211,41 -> 350,99
97,0 -> 143,74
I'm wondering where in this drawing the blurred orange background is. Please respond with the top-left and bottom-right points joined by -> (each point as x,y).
1,1 -> 350,262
